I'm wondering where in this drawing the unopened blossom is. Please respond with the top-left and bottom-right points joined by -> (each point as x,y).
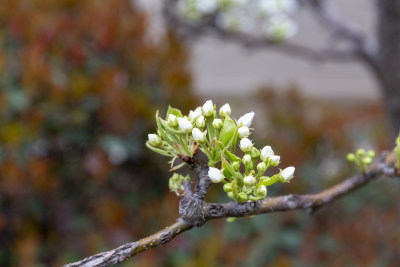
189,107 -> 203,121
244,175 -> 256,186
191,0 -> 218,14
219,103 -> 232,118
257,162 -> 267,173
208,167 -> 225,183
261,146 -> 274,162
148,134 -> 162,146
240,138 -> 253,152
177,117 -> 193,133
238,126 -> 250,138
217,8 -> 255,34
168,114 -> 178,127
242,154 -> 252,165
265,14 -> 297,41
281,166 -> 295,182
202,100 -> 214,117
196,115 -> 205,128
192,128 -> 205,143
212,118 -> 223,129
256,185 -> 267,196
238,111 -> 255,127
258,0 -> 298,15
270,155 -> 280,166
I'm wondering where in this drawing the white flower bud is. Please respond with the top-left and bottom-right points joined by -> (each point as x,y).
258,0 -> 298,15
244,175 -> 256,186
239,138 -> 253,152
265,14 -> 298,41
208,167 -> 225,183
270,155 -> 280,166
189,107 -> 202,121
261,146 -> 274,162
219,103 -> 231,118
256,185 -> 267,197
202,100 -> 214,117
242,154 -> 252,165
212,118 -> 223,129
177,117 -> 193,133
238,111 -> 255,127
281,166 -> 295,182
167,114 -> 178,127
193,0 -> 218,14
192,128 -> 205,143
238,126 -> 250,138
257,162 -> 267,173
148,134 -> 162,146
195,115 -> 205,128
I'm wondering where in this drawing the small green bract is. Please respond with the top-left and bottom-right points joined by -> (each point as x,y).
146,100 -> 295,202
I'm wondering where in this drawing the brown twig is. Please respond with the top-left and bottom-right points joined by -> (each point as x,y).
64,220 -> 193,267
65,155 -> 398,267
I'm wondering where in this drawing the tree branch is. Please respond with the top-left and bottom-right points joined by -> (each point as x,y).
65,153 -> 399,267
301,0 -> 379,70
162,0 -> 370,63
64,220 -> 193,267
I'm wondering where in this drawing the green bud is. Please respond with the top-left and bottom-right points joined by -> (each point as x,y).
212,118 -> 223,129
356,148 -> 366,157
257,162 -> 267,173
347,153 -> 355,161
227,192 -> 234,199
368,150 -> 376,158
362,157 -> 372,165
226,217 -> 237,223
232,161 -> 240,171
238,192 -> 248,202
223,183 -> 233,192
148,134 -> 162,146
256,185 -> 267,198
242,154 -> 252,165
250,147 -> 260,159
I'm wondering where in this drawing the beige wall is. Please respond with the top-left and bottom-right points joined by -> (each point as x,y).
138,0 -> 380,101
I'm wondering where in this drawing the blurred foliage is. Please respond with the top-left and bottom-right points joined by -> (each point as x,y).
0,0 -> 196,266
1,1 -> 399,266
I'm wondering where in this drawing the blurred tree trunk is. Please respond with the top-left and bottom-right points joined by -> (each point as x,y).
377,0 -> 400,137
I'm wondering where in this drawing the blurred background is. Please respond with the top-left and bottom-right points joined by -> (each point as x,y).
0,0 -> 399,266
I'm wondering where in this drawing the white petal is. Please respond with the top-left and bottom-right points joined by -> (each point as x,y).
238,111 -> 255,127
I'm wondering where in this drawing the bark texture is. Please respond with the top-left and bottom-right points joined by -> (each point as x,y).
377,0 -> 400,135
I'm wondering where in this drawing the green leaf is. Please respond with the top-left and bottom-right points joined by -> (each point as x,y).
222,158 -> 235,177
222,157 -> 242,179
146,142 -> 173,157
229,129 -> 238,153
232,179 -> 239,200
224,149 -> 240,163
166,106 -> 183,118
257,173 -> 280,187
219,116 -> 237,147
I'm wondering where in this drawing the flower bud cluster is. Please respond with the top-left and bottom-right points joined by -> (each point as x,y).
169,173 -> 190,196
146,100 -> 235,167
177,0 -> 298,41
347,148 -> 376,173
147,100 -> 296,202
395,132 -> 400,168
